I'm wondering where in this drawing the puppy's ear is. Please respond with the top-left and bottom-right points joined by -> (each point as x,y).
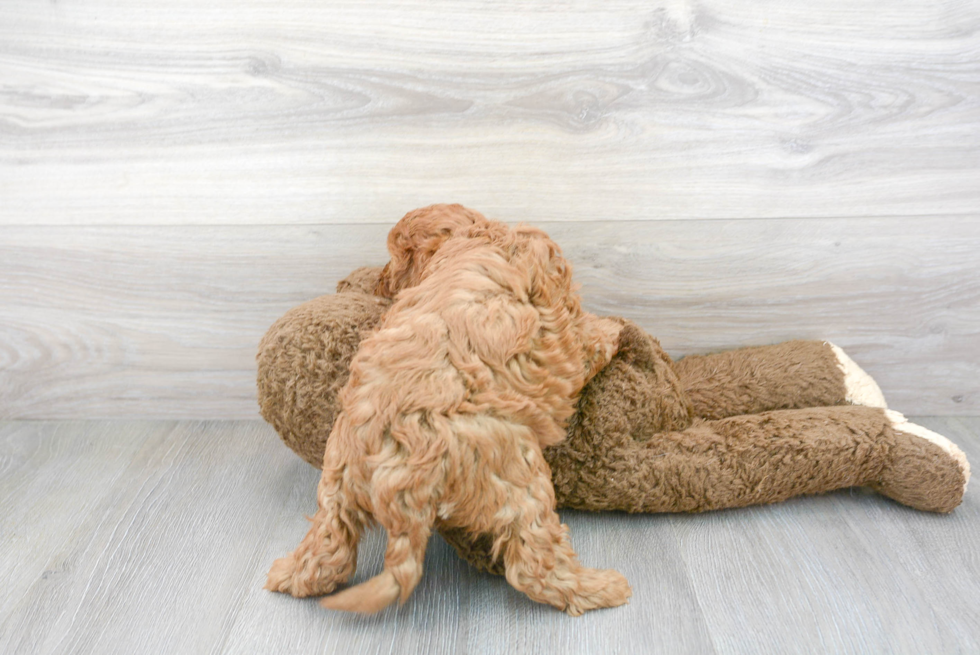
374,241 -> 436,298
375,204 -> 487,298
373,260 -> 399,298
374,222 -> 411,297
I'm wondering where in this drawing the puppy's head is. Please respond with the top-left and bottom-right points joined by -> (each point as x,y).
375,203 -> 486,297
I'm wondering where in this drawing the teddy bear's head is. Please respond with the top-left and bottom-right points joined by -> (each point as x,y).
256,267 -> 391,467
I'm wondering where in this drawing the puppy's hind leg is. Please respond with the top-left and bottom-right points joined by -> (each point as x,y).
265,460 -> 361,598
321,454 -> 442,614
320,509 -> 435,614
499,446 -> 632,616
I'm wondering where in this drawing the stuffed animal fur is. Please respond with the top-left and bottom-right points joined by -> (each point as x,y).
258,222 -> 970,579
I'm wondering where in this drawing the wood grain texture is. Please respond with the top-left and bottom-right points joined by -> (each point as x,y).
1,0 -> 978,225
0,418 -> 978,654
2,217 -> 977,419
672,415 -> 980,654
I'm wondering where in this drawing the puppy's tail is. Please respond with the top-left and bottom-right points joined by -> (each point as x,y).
320,530 -> 428,614
320,569 -> 401,614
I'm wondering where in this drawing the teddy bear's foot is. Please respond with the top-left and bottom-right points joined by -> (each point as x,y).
870,411 -> 971,513
826,343 -> 887,409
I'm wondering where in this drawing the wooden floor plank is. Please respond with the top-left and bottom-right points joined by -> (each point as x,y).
672,417 -> 980,654
0,419 -> 976,654
877,417 -> 980,650
224,457 -> 716,654
672,493 -> 975,654
2,217 -> 978,419
0,421 -> 307,654
0,421 -> 172,642
454,512 -> 717,655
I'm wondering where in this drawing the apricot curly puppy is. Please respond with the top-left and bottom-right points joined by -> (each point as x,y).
265,204 -> 631,615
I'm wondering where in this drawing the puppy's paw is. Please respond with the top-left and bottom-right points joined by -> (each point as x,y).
564,568 -> 632,617
265,553 -> 311,596
264,553 -> 340,598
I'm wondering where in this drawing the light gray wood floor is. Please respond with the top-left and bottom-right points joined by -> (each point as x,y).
1,419 -> 978,654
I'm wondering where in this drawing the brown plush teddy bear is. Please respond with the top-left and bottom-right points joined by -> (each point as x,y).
258,263 -> 970,576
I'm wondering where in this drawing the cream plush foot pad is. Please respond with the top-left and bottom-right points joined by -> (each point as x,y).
827,343 -> 887,409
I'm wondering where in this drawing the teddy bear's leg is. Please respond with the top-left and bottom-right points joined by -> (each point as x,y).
265,458 -> 361,598
671,340 -> 886,420
870,411 -> 971,513
553,405 -> 968,514
442,411 -> 971,577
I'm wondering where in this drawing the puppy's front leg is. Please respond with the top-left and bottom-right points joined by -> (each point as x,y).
265,461 -> 360,598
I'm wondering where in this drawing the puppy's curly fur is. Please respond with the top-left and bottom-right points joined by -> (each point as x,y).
266,204 -> 630,615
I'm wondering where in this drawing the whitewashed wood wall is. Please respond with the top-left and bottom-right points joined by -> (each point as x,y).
1,0 -> 978,418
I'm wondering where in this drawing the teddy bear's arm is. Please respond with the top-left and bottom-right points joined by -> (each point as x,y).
670,340 -> 886,420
